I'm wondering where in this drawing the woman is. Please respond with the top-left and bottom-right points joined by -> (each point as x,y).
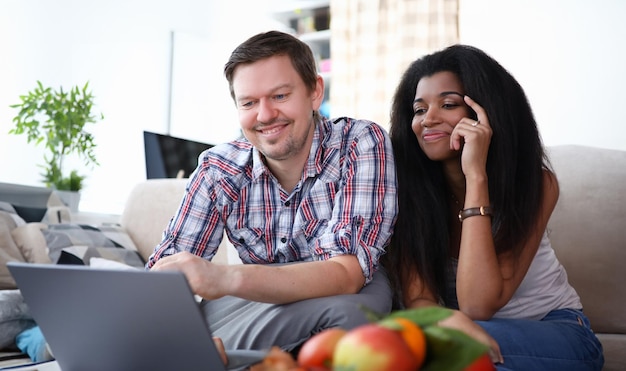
384,44 -> 604,370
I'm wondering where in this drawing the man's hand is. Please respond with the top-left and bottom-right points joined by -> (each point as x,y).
151,252 -> 365,304
249,347 -> 299,371
150,251 -> 229,300
213,337 -> 228,365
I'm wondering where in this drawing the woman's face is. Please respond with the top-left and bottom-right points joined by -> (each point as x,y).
411,71 -> 472,162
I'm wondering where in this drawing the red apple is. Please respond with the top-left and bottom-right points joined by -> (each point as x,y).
297,327 -> 347,369
332,323 -> 419,371
465,353 -> 495,371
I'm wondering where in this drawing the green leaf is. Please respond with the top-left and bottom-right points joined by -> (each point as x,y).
8,81 -> 102,191
421,326 -> 490,371
386,307 -> 454,328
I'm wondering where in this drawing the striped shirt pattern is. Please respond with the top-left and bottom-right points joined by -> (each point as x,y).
146,117 -> 398,282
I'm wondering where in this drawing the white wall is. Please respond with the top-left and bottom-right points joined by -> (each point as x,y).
0,0 -> 286,214
459,0 -> 626,152
2,0 -> 624,215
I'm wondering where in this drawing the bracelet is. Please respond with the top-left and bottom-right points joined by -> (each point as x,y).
458,206 -> 493,222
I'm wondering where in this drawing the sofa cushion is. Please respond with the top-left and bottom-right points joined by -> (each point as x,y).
11,222 -> 50,264
57,246 -> 145,268
10,205 -> 47,223
120,179 -> 232,265
0,211 -> 26,289
42,224 -> 141,264
0,203 -> 28,227
120,178 -> 187,261
11,222 -> 144,267
547,145 -> 626,335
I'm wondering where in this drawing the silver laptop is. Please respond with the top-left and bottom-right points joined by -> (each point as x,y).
7,262 -> 266,371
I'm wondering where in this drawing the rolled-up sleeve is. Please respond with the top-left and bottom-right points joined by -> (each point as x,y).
146,165 -> 225,268
313,121 -> 398,283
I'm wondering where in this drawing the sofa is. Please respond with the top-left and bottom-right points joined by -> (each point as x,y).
0,145 -> 624,369
546,145 -> 626,371
117,178 -> 229,265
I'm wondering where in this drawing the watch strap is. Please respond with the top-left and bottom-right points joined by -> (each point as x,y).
458,206 -> 493,222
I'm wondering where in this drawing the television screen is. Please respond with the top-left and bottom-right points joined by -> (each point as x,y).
143,131 -> 214,179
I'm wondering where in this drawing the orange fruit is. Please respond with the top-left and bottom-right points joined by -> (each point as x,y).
385,317 -> 427,368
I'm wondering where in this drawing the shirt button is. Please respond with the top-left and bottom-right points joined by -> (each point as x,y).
284,201 -> 290,206
238,238 -> 245,244
280,237 -> 287,243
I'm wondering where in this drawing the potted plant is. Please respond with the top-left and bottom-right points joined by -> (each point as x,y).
8,80 -> 103,211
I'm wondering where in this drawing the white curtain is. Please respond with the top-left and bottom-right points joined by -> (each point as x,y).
329,0 -> 459,130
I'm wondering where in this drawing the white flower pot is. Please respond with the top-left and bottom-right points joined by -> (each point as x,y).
55,190 -> 81,212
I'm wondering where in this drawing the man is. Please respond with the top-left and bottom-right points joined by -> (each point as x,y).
147,30 -> 397,353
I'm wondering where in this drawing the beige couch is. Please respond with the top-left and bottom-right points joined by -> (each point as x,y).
118,178 -> 229,265
547,145 -> 626,371
1,145 -> 624,369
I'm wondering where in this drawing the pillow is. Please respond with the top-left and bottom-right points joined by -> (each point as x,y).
42,223 -> 141,264
0,211 -> 27,289
57,246 -> 145,268
0,202 -> 27,226
11,222 -> 51,264
11,204 -> 47,223
0,201 -> 17,214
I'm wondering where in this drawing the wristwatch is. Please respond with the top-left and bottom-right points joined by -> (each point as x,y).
458,206 -> 493,222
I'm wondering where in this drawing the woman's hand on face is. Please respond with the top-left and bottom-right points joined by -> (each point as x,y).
438,309 -> 503,364
450,96 -> 492,179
